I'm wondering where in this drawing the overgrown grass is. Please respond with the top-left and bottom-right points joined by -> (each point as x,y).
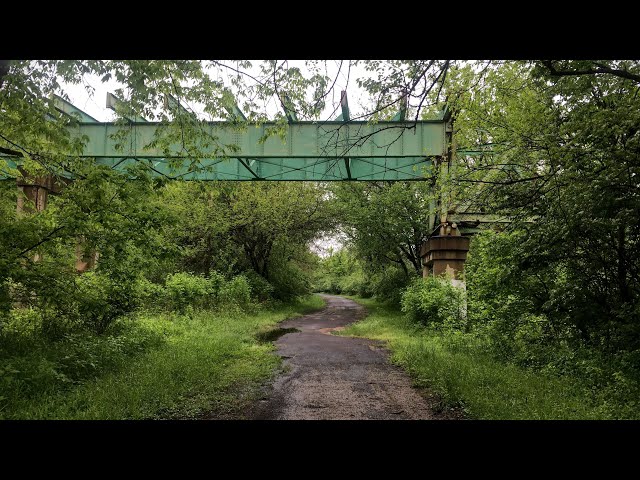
1,295 -> 325,419
339,297 -> 616,420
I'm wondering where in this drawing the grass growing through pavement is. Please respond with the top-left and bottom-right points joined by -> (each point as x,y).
4,295 -> 325,420
338,297 -> 607,420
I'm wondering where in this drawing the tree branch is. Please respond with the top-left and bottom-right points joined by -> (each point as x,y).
0,146 -> 23,157
18,226 -> 66,257
540,60 -> 640,84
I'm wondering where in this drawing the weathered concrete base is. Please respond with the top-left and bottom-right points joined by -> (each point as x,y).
420,234 -> 470,281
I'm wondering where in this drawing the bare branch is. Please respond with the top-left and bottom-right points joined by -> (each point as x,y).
18,226 -> 66,257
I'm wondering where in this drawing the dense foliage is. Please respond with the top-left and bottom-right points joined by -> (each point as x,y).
313,248 -> 410,305
2,59 -> 640,418
317,60 -> 640,417
0,60 -> 344,418
0,176 -> 333,417
400,278 -> 465,330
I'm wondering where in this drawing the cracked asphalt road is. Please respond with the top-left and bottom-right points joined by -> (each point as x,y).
248,294 -> 452,420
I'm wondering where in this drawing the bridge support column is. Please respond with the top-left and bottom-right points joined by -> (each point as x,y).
16,173 -> 97,272
420,222 -> 470,288
16,174 -> 56,215
75,238 -> 99,272
17,174 -> 58,263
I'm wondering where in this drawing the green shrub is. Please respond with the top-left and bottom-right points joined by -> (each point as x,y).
75,271 -> 140,334
1,307 -> 43,338
207,271 -> 226,300
0,315 -> 166,416
340,270 -> 374,298
0,307 -> 49,358
165,272 -> 211,312
313,248 -> 413,301
466,231 -> 583,368
313,273 -> 342,294
314,248 -> 368,295
339,271 -> 360,295
133,277 -> 166,310
503,312 -> 557,368
372,266 -> 411,305
162,271 -> 256,312
219,275 -> 252,308
268,261 -> 311,300
401,277 -> 465,329
243,270 -> 274,302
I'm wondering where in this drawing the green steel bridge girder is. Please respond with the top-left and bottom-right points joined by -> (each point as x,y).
52,95 -> 100,123
76,155 -> 434,181
1,90 -> 450,181
38,120 -> 448,181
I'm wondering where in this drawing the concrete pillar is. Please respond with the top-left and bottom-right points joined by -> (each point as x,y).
16,173 -> 97,272
421,222 -> 470,319
75,239 -> 99,273
17,175 -> 57,263
420,222 -> 470,282
16,175 -> 55,214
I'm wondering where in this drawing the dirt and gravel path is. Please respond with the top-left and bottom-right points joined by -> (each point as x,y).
249,294 -> 458,420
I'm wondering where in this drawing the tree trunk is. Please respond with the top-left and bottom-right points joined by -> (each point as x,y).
397,254 -> 409,278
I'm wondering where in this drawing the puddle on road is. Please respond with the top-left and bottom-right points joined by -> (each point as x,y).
256,327 -> 300,343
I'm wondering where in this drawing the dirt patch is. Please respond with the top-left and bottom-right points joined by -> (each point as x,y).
317,326 -> 345,335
